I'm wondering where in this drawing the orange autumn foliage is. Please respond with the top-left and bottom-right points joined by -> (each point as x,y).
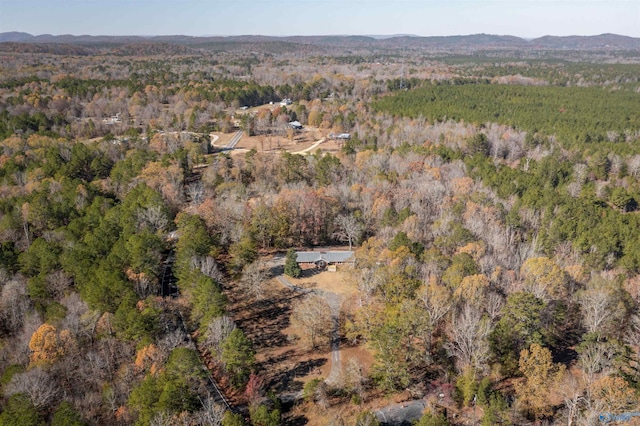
29,323 -> 62,366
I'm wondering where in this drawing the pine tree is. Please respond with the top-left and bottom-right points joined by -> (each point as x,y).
221,329 -> 255,389
284,248 -> 301,278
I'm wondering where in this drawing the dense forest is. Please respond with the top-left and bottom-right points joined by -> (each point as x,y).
373,82 -> 640,146
1,39 -> 640,426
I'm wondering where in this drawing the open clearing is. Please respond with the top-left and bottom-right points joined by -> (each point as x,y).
210,127 -> 344,156
282,266 -> 359,297
224,257 -> 376,421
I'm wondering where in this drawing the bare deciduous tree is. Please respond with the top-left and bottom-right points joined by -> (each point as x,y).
313,380 -> 330,409
12,313 -> 42,365
446,303 -> 491,372
0,277 -> 32,334
158,329 -> 188,352
417,281 -> 452,330
558,372 -> 586,426
150,412 -> 173,426
578,276 -> 615,336
334,213 -> 363,251
187,182 -> 205,206
579,340 -> 618,384
343,357 -> 366,399
138,205 -> 169,232
353,267 -> 381,307
133,274 -> 156,299
240,261 -> 270,300
46,270 -> 72,300
624,313 -> 640,348
203,315 -> 236,360
566,181 -> 583,198
4,367 -> 59,410
190,256 -> 224,282
627,154 -> 640,179
60,292 -> 89,336
485,291 -> 504,321
196,397 -> 227,426
290,294 -> 333,350
0,268 -> 9,285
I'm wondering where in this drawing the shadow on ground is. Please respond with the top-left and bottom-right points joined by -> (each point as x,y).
233,290 -> 305,350
261,356 -> 328,393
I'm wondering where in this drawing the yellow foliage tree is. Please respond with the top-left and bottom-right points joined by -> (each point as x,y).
589,375 -> 639,414
454,274 -> 489,304
355,237 -> 386,269
456,241 -> 486,261
307,109 -> 323,127
520,257 -> 567,301
134,344 -> 163,376
29,324 -> 62,366
515,343 -> 565,420
564,264 -> 585,283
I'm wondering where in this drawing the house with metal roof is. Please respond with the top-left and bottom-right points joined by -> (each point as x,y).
296,251 -> 354,268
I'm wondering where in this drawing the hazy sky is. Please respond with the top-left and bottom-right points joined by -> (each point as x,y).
1,0 -> 639,38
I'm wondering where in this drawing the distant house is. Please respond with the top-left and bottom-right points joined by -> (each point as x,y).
288,121 -> 303,130
103,113 -> 122,125
329,133 -> 351,140
296,251 -> 354,269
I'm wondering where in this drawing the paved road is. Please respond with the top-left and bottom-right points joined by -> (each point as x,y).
323,291 -> 342,385
275,272 -> 342,386
276,275 -> 313,294
222,130 -> 243,151
374,399 -> 427,425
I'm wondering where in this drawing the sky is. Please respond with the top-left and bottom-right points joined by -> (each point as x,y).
1,0 -> 639,39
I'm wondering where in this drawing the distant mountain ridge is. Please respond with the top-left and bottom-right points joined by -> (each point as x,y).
2,32 -> 639,51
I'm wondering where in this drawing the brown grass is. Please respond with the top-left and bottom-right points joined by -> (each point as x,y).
285,267 -> 359,297
223,259 -> 379,424
211,126 -> 344,156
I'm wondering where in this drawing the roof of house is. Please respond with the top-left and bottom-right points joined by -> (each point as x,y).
296,251 -> 354,263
